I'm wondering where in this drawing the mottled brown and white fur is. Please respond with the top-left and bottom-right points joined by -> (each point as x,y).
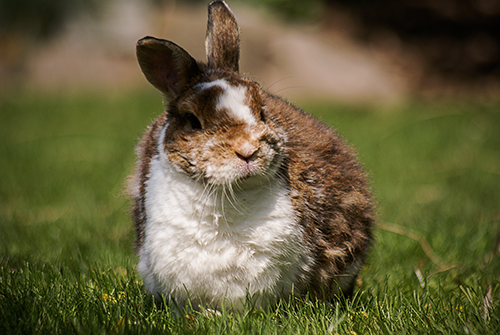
129,0 -> 374,311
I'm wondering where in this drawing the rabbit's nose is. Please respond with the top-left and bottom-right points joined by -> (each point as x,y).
235,142 -> 258,162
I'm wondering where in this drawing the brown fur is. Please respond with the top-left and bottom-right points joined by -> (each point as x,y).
260,92 -> 374,297
130,113 -> 168,251
206,1 -> 240,72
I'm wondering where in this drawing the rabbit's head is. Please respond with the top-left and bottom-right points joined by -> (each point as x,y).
136,1 -> 285,187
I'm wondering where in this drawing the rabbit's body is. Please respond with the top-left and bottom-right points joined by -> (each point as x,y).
134,86 -> 310,308
137,136 -> 310,308
130,1 -> 374,310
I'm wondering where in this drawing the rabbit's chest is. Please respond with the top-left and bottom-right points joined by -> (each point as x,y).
138,154 -> 310,299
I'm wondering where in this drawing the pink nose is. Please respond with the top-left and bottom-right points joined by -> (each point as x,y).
235,142 -> 257,161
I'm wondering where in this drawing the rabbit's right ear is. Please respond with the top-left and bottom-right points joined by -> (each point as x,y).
136,36 -> 200,100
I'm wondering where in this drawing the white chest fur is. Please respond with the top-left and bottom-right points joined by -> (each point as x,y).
138,131 -> 310,310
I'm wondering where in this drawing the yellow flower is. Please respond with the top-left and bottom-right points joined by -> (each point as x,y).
103,293 -> 118,304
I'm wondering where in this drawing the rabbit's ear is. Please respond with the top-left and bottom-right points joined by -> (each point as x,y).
137,36 -> 200,100
206,0 -> 240,73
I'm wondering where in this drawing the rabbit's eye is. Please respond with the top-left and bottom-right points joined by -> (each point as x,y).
184,113 -> 202,131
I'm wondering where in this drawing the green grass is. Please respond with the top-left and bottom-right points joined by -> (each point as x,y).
1,90 -> 499,334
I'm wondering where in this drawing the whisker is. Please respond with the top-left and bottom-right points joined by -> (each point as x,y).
266,76 -> 300,91
220,185 -> 230,230
226,182 -> 247,216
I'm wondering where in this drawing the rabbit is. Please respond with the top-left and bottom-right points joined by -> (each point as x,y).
129,0 -> 375,311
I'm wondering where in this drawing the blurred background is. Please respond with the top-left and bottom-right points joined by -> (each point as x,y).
1,0 -> 499,279
1,0 -> 499,103
1,3 -> 499,326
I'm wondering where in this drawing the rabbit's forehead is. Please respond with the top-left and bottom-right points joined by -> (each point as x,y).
197,79 -> 257,125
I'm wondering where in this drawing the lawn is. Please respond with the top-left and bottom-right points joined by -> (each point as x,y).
0,89 -> 499,334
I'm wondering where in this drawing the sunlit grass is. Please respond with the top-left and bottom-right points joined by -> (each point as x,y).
1,91 -> 499,333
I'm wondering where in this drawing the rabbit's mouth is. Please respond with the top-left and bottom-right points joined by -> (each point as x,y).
208,161 -> 267,186
235,149 -> 261,175
234,162 -> 263,184
203,149 -> 284,188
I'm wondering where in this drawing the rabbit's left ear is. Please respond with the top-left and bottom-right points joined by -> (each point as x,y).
206,0 -> 240,73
